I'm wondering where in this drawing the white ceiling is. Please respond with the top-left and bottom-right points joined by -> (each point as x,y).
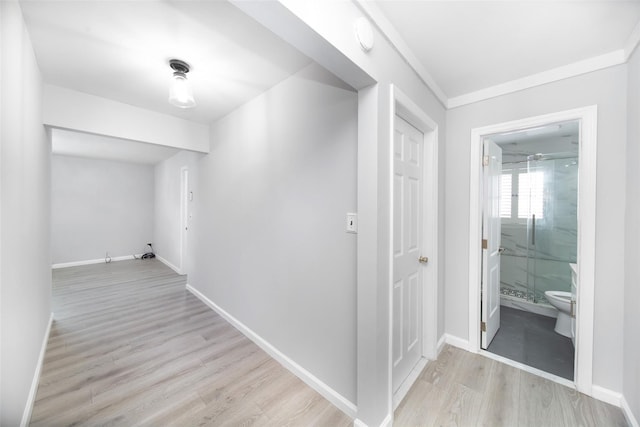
375,1 -> 640,100
51,128 -> 182,165
20,1 -> 640,163
20,0 -> 312,125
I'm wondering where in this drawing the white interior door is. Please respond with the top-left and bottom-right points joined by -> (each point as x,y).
481,140 -> 502,349
392,116 -> 424,393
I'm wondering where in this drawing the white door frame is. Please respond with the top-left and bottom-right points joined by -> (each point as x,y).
179,166 -> 189,275
389,85 -> 439,409
467,105 -> 597,395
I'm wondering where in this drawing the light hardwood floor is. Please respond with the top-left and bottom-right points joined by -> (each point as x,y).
32,259 -> 627,426
394,344 -> 628,427
30,260 -> 351,426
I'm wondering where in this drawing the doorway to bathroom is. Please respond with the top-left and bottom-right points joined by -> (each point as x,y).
468,106 -> 598,394
483,120 -> 579,380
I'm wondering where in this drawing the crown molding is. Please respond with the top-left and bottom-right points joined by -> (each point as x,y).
357,1 -> 640,110
353,0 -> 448,108
624,20 -> 640,61
447,50 -> 626,109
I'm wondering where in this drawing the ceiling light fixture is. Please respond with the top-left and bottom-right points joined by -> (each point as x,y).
168,59 -> 196,109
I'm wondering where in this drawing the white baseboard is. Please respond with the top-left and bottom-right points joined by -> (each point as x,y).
393,357 -> 428,410
436,334 -> 447,356
354,413 -> 392,427
622,395 -> 640,427
591,385 -> 622,407
21,312 -> 54,427
444,334 -> 471,352
52,254 -> 143,269
185,284 -> 357,419
155,255 -> 181,275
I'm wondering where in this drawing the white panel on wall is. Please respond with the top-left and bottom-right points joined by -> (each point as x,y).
51,155 -> 154,264
188,62 -> 358,403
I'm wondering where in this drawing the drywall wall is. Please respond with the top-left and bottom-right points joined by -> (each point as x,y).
445,65 -> 627,393
0,3 -> 52,424
51,155 -> 154,264
624,45 -> 640,423
232,3 -> 447,424
154,150 -> 201,273
43,84 -> 210,153
189,62 -> 358,404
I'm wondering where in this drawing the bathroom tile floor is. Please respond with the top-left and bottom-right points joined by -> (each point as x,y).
487,305 -> 574,380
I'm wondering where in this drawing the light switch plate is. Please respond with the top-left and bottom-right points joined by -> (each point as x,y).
346,213 -> 358,233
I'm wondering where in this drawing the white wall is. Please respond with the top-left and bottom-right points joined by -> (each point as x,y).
189,63 -> 358,403
154,150 -> 201,273
233,4 -> 448,424
624,45 -> 640,423
51,155 -> 154,264
0,3 -> 52,424
445,65 -> 627,393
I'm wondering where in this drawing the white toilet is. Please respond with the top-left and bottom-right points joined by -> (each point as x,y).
544,290 -> 573,338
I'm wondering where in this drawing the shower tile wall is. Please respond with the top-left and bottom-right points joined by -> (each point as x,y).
500,158 -> 578,303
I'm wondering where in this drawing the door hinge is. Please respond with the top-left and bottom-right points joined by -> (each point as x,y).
482,239 -> 488,249
483,155 -> 489,167
481,321 -> 487,332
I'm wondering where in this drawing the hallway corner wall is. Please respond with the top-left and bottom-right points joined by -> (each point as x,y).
0,3 -> 52,425
188,62 -> 358,406
624,43 -> 640,425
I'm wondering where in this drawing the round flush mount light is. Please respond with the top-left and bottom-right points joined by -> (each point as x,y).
354,17 -> 374,52
168,59 -> 196,109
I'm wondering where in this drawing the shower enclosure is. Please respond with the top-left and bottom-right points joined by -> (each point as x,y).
500,152 -> 578,305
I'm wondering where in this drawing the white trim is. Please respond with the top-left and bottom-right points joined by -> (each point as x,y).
20,312 -> 54,427
388,84 -> 439,418
51,254 -> 143,269
179,166 -> 189,275
468,106 -> 597,396
444,334 -> 471,352
186,284 -> 357,419
448,51 -> 624,109
624,20 -> 640,61
353,413 -> 392,427
622,395 -> 640,427
479,349 -> 575,390
155,254 -> 181,275
392,357 -> 428,410
591,385 -> 622,407
354,0 -> 447,107
436,334 -> 446,356
353,2 -> 640,109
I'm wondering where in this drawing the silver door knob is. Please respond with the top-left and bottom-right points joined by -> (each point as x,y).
418,256 -> 429,264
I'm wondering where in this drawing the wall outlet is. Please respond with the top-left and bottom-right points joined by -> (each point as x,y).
346,213 -> 358,233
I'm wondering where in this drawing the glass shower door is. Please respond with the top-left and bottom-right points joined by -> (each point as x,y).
524,155 -> 546,303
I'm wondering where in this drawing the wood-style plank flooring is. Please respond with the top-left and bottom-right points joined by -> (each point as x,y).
394,344 -> 628,427
32,259 -> 628,426
30,260 -> 352,426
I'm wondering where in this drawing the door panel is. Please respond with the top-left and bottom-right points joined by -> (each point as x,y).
392,116 -> 424,393
481,140 -> 502,348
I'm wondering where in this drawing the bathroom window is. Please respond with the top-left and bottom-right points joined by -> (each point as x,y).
500,168 -> 544,221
